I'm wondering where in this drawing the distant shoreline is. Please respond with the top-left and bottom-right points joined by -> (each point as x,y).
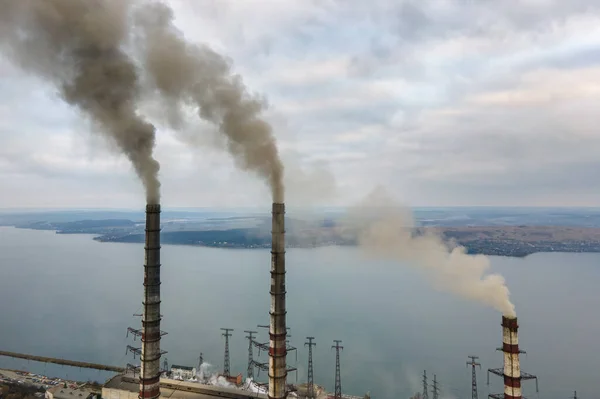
92,238 -> 600,258
90,225 -> 600,258
5,214 -> 600,258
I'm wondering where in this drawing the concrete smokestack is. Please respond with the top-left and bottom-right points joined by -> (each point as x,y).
140,204 -> 162,399
269,203 -> 287,399
502,316 -> 521,399
488,315 -> 537,398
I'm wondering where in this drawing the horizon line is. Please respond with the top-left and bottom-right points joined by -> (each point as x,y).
2,205 -> 600,213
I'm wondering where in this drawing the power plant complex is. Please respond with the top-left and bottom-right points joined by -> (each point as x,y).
0,0 -> 573,397
0,200 -> 544,399
113,201 -> 538,399
0,200 -> 542,399
117,201 -> 373,399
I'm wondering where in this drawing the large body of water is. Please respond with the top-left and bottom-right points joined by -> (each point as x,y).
0,226 -> 599,399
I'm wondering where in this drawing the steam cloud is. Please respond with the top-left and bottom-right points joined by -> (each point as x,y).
347,188 -> 516,317
0,0 -> 161,204
133,1 -> 285,203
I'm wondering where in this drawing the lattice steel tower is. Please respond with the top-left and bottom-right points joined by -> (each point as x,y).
332,340 -> 343,399
422,370 -> 429,399
467,355 -> 481,399
245,330 -> 257,380
221,328 -> 233,376
305,337 -> 316,399
432,374 -> 440,399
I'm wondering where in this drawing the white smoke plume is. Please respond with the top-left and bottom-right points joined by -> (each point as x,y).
345,187 -> 516,317
208,374 -> 235,389
243,378 -> 268,394
196,362 -> 214,382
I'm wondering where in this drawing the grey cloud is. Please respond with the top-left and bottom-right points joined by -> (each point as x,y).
383,100 -> 600,205
515,44 -> 600,71
352,0 -> 600,78
409,159 -> 600,206
389,0 -> 600,41
2,0 -> 600,208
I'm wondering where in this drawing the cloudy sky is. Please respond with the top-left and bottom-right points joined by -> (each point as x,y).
2,0 -> 600,208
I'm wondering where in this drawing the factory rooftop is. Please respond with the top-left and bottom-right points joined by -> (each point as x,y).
46,386 -> 98,399
102,373 -> 267,399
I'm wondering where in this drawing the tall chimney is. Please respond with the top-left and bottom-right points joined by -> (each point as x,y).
488,316 -> 538,399
269,203 -> 287,399
502,316 -> 521,399
140,204 -> 162,399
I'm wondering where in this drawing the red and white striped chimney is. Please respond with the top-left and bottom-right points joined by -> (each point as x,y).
502,316 -> 521,399
269,203 -> 287,399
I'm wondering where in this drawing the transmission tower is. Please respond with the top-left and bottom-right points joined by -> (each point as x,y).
305,337 -> 316,398
332,340 -> 343,399
572,391 -> 578,399
245,330 -> 258,380
431,374 -> 440,399
163,358 -> 169,373
422,370 -> 429,399
198,353 -> 203,372
221,328 -> 234,376
467,355 -> 481,399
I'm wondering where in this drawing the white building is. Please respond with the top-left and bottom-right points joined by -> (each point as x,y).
170,365 -> 196,381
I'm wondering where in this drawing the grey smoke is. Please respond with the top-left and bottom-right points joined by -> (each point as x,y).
345,187 -> 516,316
133,1 -> 285,203
0,0 -> 161,204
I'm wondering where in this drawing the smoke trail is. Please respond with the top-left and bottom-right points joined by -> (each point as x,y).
346,188 -> 516,316
0,0 -> 161,204
133,2 -> 285,202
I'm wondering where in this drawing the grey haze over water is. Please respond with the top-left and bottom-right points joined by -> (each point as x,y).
0,226 -> 599,399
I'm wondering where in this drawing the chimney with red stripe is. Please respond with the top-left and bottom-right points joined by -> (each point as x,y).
488,316 -> 538,399
502,316 -> 521,399
269,203 -> 287,399
140,204 -> 162,399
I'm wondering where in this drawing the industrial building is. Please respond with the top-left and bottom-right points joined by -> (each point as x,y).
45,386 -> 99,399
170,366 -> 197,381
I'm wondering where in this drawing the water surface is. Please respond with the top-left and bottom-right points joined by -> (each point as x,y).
0,226 -> 598,399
